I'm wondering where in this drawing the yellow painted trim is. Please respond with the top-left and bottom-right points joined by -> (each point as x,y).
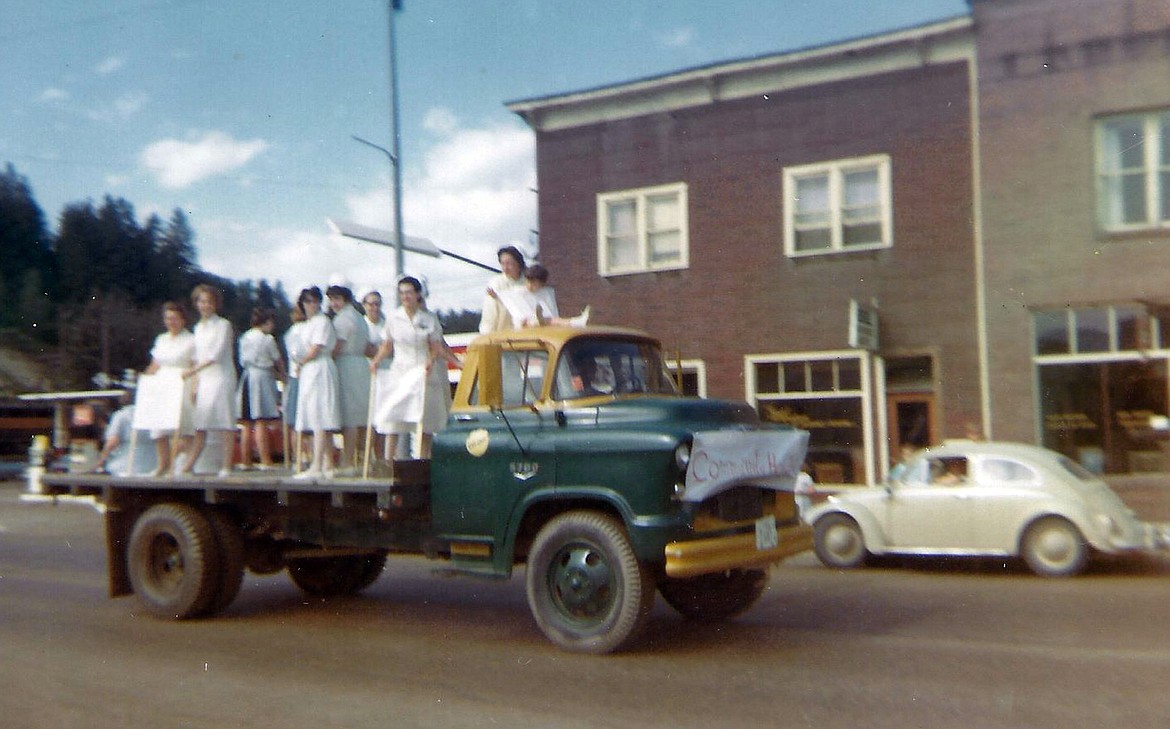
449,542 -> 492,558
664,524 -> 813,578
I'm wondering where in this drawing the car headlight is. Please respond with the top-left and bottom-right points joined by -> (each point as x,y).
674,441 -> 691,471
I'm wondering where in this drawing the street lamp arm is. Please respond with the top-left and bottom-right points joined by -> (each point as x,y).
351,134 -> 397,165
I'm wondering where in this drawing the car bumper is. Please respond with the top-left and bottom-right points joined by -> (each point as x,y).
663,523 -> 813,578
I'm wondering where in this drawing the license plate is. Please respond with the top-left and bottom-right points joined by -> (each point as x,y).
755,516 -> 778,551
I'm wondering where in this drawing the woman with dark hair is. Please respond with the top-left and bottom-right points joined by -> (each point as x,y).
179,284 -> 237,477
142,300 -> 195,476
293,286 -> 341,478
235,306 -> 283,470
326,284 -> 370,474
371,276 -> 449,460
478,245 -> 527,333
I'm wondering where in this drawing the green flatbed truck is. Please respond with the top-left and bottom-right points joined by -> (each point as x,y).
34,325 -> 811,653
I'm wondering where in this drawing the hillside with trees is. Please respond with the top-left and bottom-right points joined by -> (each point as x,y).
0,163 -> 293,393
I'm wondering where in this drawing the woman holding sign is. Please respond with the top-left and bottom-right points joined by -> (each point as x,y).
370,276 -> 448,460
142,301 -> 195,476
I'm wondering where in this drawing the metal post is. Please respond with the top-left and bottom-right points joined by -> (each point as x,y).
388,1 -> 405,278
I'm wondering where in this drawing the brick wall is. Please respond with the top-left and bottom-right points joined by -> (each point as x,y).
536,61 -> 981,430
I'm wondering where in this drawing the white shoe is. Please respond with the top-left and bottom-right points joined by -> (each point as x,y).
570,305 -> 591,327
294,468 -> 321,480
333,466 -> 357,477
216,469 -> 232,478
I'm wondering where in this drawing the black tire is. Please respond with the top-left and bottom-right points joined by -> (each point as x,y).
658,568 -> 768,622
244,537 -> 285,575
813,513 -> 868,569
525,511 -> 654,654
287,553 -> 386,597
202,509 -> 246,616
350,552 -> 388,593
127,503 -> 221,619
1020,516 -> 1088,577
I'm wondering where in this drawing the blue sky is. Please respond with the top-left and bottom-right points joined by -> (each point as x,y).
1,0 -> 969,311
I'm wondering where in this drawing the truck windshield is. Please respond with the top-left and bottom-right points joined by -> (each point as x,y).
553,339 -> 679,400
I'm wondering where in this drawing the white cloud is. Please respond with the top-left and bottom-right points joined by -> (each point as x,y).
196,116 -> 535,314
656,26 -> 696,48
140,131 -> 269,189
422,107 -> 459,136
345,115 -> 536,310
113,92 -> 148,118
94,56 -> 126,75
38,87 -> 70,103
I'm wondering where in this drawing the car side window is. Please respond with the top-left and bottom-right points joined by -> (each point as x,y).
979,457 -> 1036,484
930,457 -> 968,486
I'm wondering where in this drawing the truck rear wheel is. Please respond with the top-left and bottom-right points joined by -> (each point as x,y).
287,553 -> 387,597
127,503 -> 220,619
525,511 -> 654,654
202,509 -> 246,616
657,568 -> 768,622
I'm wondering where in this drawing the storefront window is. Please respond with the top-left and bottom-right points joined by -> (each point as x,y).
1034,310 -> 1069,355
1038,360 -> 1166,473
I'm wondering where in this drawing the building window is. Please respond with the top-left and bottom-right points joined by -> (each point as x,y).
748,352 -> 869,485
1033,305 -> 1149,357
1097,110 -> 1170,231
665,359 -> 707,398
597,182 -> 688,276
783,155 -> 892,257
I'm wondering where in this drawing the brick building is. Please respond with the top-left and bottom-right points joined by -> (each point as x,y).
973,0 -> 1170,473
508,0 -> 1170,482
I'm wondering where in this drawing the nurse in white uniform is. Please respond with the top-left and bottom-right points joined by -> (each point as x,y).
370,276 -> 449,460
293,286 -> 341,478
180,284 -> 237,477
142,300 -> 195,475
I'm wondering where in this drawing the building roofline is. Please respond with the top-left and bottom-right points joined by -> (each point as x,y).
507,14 -> 973,131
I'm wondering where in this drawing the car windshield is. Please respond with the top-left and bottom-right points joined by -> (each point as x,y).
553,338 -> 679,400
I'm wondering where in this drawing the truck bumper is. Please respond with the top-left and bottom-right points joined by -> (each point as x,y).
663,523 -> 813,578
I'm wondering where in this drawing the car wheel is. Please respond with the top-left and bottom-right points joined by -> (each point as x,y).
813,513 -> 868,569
1020,516 -> 1087,577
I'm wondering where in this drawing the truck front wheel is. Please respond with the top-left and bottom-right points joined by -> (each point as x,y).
657,568 -> 768,622
525,511 -> 654,654
127,503 -> 221,619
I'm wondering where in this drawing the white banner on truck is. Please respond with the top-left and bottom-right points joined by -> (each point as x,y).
683,429 -> 809,502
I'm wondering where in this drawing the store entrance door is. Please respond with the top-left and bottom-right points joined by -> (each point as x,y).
887,393 -> 935,453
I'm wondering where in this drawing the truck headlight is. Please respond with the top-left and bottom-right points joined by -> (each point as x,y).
674,442 -> 691,471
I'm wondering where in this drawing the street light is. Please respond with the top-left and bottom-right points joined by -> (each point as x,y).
351,133 -> 403,276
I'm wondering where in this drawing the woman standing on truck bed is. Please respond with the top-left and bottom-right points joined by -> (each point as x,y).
179,284 -> 237,477
327,283 -> 370,475
370,276 -> 448,460
142,300 -> 195,476
235,306 -> 283,470
293,286 -> 341,478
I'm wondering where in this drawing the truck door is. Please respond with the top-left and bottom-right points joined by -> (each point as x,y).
431,344 -> 555,572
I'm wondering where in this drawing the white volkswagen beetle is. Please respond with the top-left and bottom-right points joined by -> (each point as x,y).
805,440 -> 1165,577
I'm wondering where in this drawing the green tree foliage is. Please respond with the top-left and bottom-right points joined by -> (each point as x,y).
0,164 -> 298,390
0,164 -> 55,330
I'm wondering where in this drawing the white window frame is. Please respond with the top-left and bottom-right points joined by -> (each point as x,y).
1096,110 -> 1170,232
782,154 -> 893,257
665,358 -> 707,398
596,182 -> 689,276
